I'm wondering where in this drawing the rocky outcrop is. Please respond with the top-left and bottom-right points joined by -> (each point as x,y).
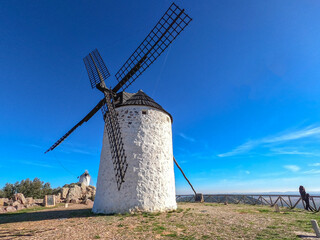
16,204 -> 25,211
0,183 -> 96,214
61,187 -> 69,199
0,193 -> 41,214
26,197 -> 34,205
60,183 -> 96,204
14,193 -> 27,205
0,198 -> 9,206
66,184 -> 82,202
85,199 -> 94,206
6,206 -> 17,212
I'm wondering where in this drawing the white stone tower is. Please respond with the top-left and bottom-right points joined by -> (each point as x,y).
93,90 -> 177,214
78,170 -> 91,186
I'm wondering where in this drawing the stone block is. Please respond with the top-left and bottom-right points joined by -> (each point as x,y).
61,187 -> 69,199
67,185 -> 82,201
34,199 -> 44,205
12,201 -> 20,207
6,206 -> 16,212
70,199 -> 79,204
4,199 -> 13,206
0,207 -> 6,213
15,204 -> 25,211
26,197 -> 34,205
14,193 -> 27,205
274,204 -> 280,213
311,220 -> 320,238
0,198 -> 9,206
85,199 -> 93,206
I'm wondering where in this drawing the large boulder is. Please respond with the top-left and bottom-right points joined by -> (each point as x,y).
25,203 -> 37,209
55,194 -> 61,203
0,198 -> 9,206
70,199 -> 79,204
12,201 -> 20,207
61,187 -> 69,199
66,185 -> 82,202
0,207 -> 6,213
86,186 -> 96,200
15,204 -> 25,211
4,199 -> 13,206
34,199 -> 44,205
26,197 -> 34,205
14,193 -> 27,205
85,199 -> 93,206
81,183 -> 87,193
6,206 -> 16,212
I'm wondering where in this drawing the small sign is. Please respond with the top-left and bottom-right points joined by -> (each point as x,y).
45,195 -> 55,207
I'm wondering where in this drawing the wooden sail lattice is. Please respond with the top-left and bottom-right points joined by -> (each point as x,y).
113,3 -> 192,93
101,92 -> 128,190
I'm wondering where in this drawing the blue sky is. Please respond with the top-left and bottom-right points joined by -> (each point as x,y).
1,0 -> 320,193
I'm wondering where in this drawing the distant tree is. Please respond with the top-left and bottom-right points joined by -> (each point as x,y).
42,182 -> 53,196
1,178 -> 61,199
52,187 -> 61,196
30,178 -> 44,199
3,183 -> 16,199
15,178 -> 32,197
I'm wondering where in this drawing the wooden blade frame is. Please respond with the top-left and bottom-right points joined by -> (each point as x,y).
44,98 -> 105,153
84,50 -> 128,190
84,49 -> 111,89
112,3 -> 192,93
101,96 -> 128,191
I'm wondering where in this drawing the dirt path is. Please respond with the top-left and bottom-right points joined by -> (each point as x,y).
0,203 -> 318,239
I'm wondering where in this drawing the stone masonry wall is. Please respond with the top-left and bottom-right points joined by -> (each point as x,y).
93,105 -> 176,214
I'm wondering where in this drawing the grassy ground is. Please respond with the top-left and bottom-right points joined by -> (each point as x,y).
0,202 -> 319,239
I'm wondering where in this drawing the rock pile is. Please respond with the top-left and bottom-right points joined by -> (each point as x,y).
58,183 -> 95,205
0,193 -> 44,213
0,183 -> 96,213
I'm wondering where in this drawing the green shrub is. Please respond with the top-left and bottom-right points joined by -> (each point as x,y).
1,178 -> 60,199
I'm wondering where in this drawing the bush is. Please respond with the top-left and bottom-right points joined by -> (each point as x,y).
1,178 -> 60,199
0,189 -> 4,198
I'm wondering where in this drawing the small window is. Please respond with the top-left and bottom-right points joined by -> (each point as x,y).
142,110 -> 147,115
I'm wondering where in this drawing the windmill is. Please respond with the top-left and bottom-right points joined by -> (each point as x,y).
45,3 -> 196,213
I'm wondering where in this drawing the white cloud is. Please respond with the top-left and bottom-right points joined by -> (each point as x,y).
218,125 -> 320,157
19,160 -> 56,168
265,126 -> 320,143
309,163 -> 320,167
271,148 -> 314,155
284,165 -> 300,172
303,169 -> 320,174
179,133 -> 195,142
217,141 -> 257,157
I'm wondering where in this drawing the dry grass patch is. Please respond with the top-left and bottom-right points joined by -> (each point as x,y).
0,202 -> 319,239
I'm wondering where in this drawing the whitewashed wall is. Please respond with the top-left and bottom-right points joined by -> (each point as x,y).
93,105 -> 176,214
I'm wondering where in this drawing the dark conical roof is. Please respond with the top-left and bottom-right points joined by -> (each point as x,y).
115,90 -> 172,122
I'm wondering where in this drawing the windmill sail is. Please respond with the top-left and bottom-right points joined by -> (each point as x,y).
84,49 -> 111,89
44,98 -> 105,153
84,50 -> 128,190
101,93 -> 128,190
112,3 -> 192,93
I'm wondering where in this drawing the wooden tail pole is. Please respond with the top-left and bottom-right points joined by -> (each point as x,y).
173,157 -> 204,202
